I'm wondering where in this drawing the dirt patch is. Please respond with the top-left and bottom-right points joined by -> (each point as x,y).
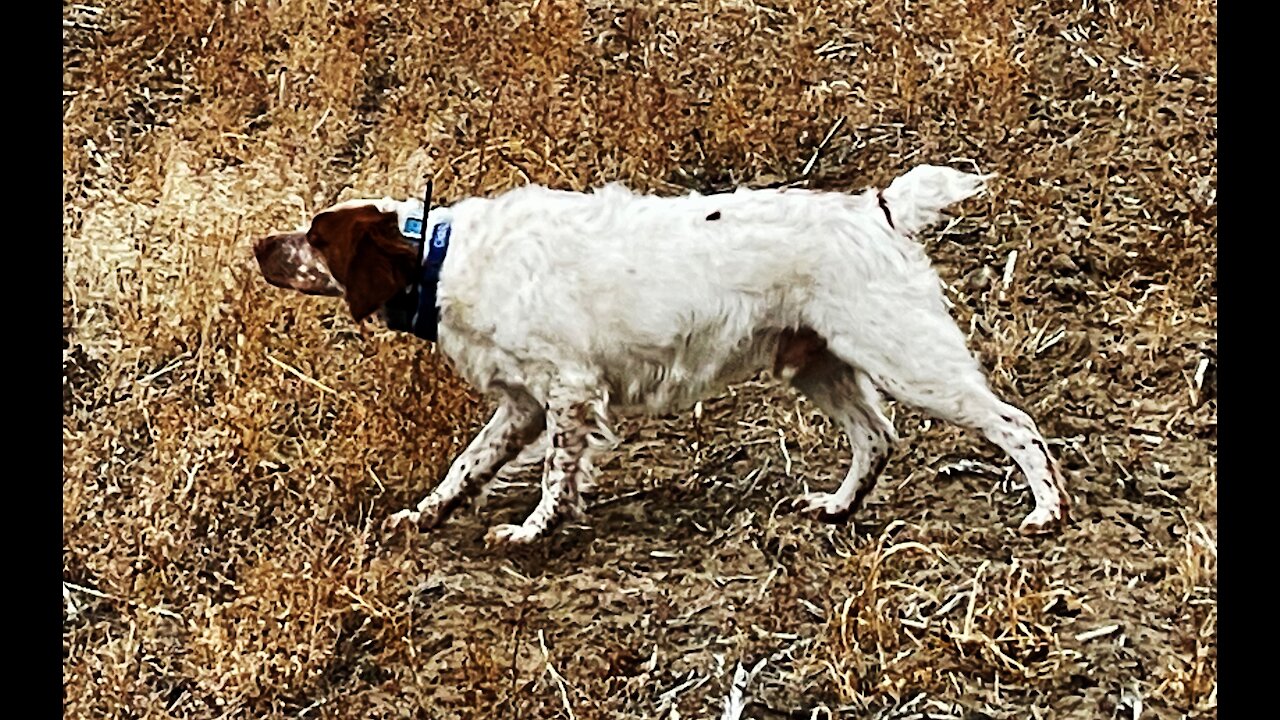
64,1 -> 1215,718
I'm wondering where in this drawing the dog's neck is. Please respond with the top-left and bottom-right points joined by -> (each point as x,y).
381,211 -> 452,342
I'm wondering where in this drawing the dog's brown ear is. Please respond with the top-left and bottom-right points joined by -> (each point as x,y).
308,206 -> 419,321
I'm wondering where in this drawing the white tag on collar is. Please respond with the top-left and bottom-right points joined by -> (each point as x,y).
395,199 -> 426,240
402,215 -> 425,239
395,198 -> 451,241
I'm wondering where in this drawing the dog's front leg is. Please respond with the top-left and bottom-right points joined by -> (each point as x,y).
485,392 -> 604,545
386,392 -> 543,531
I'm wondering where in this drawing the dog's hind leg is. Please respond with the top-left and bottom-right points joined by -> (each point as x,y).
386,390 -> 544,532
904,378 -> 1070,535
817,309 -> 1070,535
788,348 -> 897,521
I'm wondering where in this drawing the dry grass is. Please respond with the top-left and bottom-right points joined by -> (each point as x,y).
64,1 -> 1215,717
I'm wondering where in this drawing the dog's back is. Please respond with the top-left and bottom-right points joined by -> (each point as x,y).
436,167 -> 988,411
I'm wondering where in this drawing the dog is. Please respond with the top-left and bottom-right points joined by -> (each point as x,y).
253,165 -> 1070,544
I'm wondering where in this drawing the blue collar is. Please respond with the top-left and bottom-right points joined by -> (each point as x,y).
383,219 -> 450,342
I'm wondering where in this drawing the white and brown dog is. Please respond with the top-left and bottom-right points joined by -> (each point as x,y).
254,165 -> 1070,544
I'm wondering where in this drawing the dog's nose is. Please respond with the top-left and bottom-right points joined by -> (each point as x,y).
254,234 -> 280,263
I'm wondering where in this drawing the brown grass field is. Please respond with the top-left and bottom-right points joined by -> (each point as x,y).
63,1 -> 1216,717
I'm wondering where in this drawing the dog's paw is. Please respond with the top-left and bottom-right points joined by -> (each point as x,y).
484,523 -> 540,546
792,492 -> 855,524
385,505 -> 445,532
383,508 -> 422,533
1018,506 -> 1064,536
384,499 -> 455,534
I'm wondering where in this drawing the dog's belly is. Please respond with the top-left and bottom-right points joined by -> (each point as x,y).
602,328 -> 784,414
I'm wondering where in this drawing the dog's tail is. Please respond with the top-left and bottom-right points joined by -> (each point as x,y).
879,165 -> 994,236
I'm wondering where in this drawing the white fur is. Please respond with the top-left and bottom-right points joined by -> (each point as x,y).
372,165 -> 1068,542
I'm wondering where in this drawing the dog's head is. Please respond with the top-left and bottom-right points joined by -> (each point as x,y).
254,199 -> 421,321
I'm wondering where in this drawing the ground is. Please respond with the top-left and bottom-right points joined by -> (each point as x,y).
63,1 -> 1216,718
